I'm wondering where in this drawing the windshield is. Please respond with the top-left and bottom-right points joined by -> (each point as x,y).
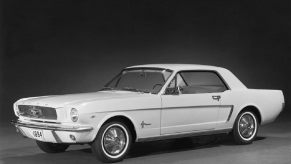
102,68 -> 173,94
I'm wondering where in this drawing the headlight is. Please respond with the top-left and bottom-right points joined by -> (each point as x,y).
70,108 -> 79,122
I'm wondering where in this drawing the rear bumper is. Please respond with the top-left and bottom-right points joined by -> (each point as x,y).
11,120 -> 94,143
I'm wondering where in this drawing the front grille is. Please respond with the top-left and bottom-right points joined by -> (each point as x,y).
18,105 -> 57,120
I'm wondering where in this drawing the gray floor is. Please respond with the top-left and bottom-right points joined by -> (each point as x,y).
1,121 -> 291,164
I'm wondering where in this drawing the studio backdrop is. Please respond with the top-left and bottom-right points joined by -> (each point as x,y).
1,0 -> 290,123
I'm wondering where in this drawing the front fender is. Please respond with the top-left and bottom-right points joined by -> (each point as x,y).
88,112 -> 140,142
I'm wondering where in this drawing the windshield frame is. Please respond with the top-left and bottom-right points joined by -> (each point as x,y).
103,67 -> 173,94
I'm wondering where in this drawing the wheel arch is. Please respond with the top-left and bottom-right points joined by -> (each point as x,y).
95,113 -> 138,142
239,105 -> 262,125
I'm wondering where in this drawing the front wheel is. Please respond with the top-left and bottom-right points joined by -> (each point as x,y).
36,140 -> 69,153
91,121 -> 132,163
232,111 -> 259,144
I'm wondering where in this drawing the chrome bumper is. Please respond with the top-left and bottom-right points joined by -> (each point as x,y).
11,120 -> 93,132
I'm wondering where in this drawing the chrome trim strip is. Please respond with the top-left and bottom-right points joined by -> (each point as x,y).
95,108 -> 161,113
163,105 -> 232,110
25,119 -> 61,124
137,128 -> 232,142
94,105 -> 234,113
11,120 -> 93,132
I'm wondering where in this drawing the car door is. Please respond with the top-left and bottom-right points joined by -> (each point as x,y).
161,71 -> 228,135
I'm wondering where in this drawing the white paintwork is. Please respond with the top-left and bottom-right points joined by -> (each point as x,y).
161,93 -> 220,134
13,64 -> 285,143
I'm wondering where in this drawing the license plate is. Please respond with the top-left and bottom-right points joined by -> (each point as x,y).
31,129 -> 44,140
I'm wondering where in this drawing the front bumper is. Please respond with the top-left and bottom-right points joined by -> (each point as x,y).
11,120 -> 94,143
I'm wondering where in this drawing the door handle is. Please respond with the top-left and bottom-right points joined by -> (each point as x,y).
212,95 -> 221,101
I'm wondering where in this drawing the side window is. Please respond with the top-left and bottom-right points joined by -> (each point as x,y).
179,71 -> 227,94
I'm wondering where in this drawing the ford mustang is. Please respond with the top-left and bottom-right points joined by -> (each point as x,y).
12,64 -> 285,163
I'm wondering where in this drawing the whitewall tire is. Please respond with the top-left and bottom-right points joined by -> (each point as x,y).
233,111 -> 258,144
91,121 -> 132,163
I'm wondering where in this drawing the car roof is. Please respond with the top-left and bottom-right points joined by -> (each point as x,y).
126,64 -> 247,90
126,64 -> 224,71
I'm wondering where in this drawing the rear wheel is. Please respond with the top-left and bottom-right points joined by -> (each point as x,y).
232,111 -> 258,144
91,121 -> 132,163
36,140 -> 69,153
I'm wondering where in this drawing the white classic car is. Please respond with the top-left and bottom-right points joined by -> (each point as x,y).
12,64 -> 284,163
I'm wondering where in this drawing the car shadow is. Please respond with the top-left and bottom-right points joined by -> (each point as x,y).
127,134 -> 266,158
1,135 -> 267,164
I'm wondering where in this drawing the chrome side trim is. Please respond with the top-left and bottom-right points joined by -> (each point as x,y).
93,105 -> 234,113
11,120 -> 93,132
137,128 -> 232,142
162,105 -> 233,110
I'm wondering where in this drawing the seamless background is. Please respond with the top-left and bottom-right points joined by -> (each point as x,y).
0,0 -> 290,123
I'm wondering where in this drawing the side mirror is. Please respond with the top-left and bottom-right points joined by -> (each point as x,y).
165,87 -> 180,95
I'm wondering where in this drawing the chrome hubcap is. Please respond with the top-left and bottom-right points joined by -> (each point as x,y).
239,114 -> 256,139
103,126 -> 127,155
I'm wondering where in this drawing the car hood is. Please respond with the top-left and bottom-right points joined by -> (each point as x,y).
16,91 -> 153,108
